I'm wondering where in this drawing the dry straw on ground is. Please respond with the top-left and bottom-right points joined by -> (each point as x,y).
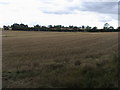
2,31 -> 118,88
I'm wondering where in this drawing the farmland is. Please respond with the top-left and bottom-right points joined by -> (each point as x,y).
2,31 -> 118,88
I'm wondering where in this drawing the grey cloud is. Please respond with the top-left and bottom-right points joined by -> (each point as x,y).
42,10 -> 73,15
99,19 -> 112,22
42,2 -> 118,15
80,2 -> 118,22
81,2 -> 118,14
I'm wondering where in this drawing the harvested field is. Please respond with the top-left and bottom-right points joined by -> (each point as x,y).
2,31 -> 118,88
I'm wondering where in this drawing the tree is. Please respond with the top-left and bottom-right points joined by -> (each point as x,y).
48,25 -> 53,31
11,23 -> 20,30
109,26 -> 114,32
86,26 -> 91,32
82,26 -> 85,30
69,25 -> 73,28
103,23 -> 109,31
48,25 -> 52,28
11,23 -> 28,31
92,27 -> 97,32
3,25 -> 9,30
3,23 -> 119,32
34,25 -> 41,31
20,24 -> 29,31
41,26 -> 47,31
117,27 -> 120,32
109,26 -> 114,29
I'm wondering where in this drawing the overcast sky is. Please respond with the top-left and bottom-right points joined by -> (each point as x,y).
0,0 -> 119,28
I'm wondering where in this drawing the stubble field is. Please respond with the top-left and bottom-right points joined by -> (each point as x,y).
2,31 -> 118,88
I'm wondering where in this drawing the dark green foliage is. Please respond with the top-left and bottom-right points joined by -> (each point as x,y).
11,23 -> 29,31
3,25 -> 11,30
3,23 -> 120,32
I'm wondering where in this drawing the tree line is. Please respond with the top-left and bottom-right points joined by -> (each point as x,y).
3,23 -> 120,32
